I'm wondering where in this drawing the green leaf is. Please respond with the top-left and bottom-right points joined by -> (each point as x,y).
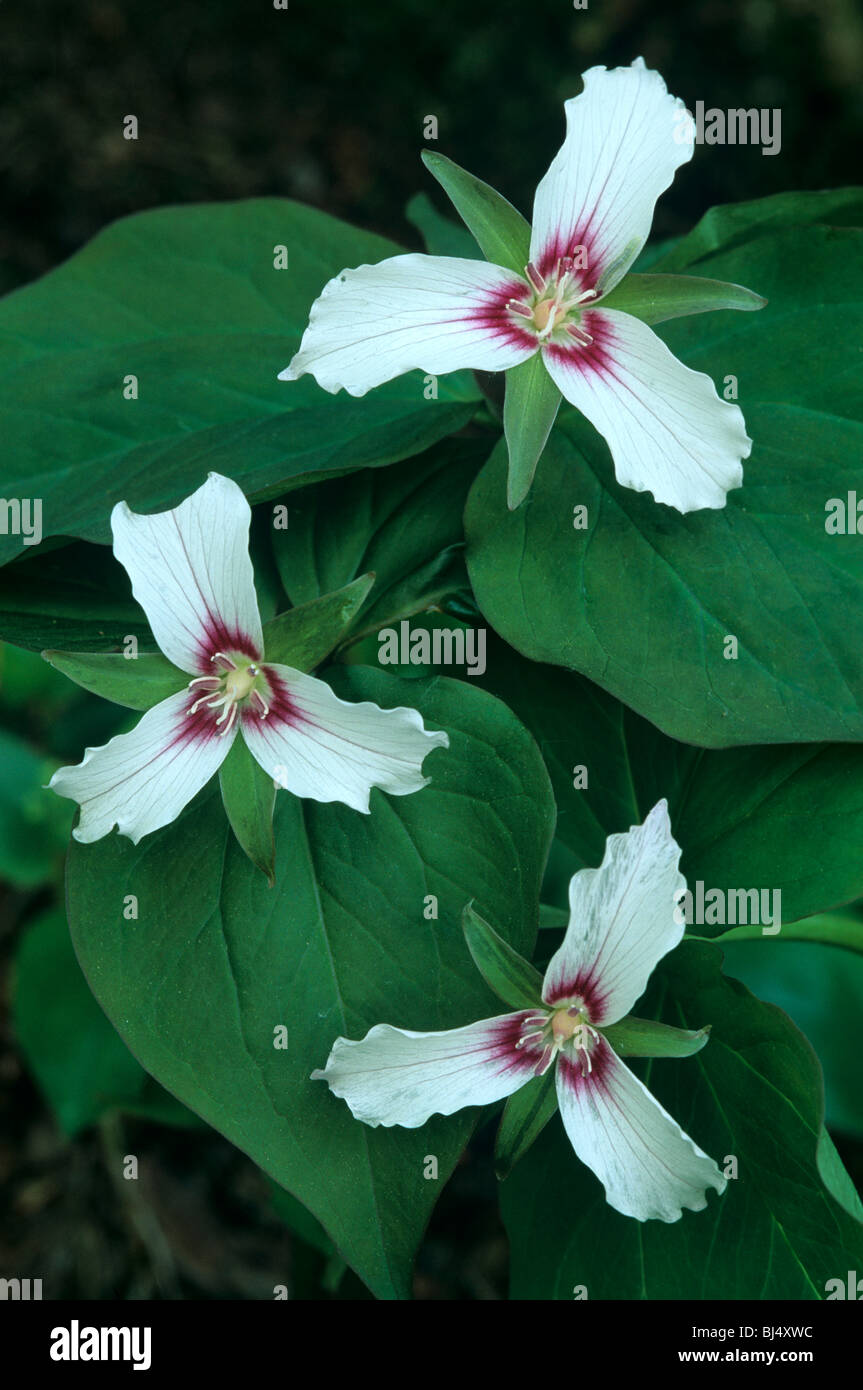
502,940 -> 863,1298
495,1070 -> 558,1180
405,192 -> 480,261
721,937 -> 863,1140
655,187 -> 863,271
503,354 -> 562,509
466,223 -> 863,747
817,1128 -> 863,1223
461,901 -> 544,1008
599,272 -> 766,324
42,650 -> 188,711
601,1015 -> 711,1058
421,152 -> 531,274
0,200 -> 480,566
0,730 -> 73,887
13,908 -> 194,1135
469,633 -> 863,927
0,542 -> 156,652
714,909 -> 863,953
219,737 -> 276,884
66,668 -> 555,1300
261,576 -> 375,670
272,438 -> 488,639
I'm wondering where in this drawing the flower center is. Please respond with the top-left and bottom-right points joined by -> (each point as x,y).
515,998 -> 600,1078
187,652 -> 270,737
507,258 -> 597,347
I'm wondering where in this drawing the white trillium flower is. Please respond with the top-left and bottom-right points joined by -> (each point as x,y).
279,59 -> 751,514
313,800 -> 726,1222
49,473 -> 449,844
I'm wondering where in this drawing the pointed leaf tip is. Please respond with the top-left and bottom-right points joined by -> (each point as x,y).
462,901 -> 544,1009
261,573 -> 375,671
599,272 -> 768,325
421,151 -> 531,275
504,355 -> 562,509
601,1014 -> 713,1059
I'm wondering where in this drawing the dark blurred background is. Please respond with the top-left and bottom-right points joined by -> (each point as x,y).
1,0 -> 862,1300
2,0 -> 862,293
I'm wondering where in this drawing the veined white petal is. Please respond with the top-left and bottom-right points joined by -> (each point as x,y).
530,58 -> 693,295
556,1040 -> 726,1222
48,689 -> 235,844
543,309 -> 750,512
111,472 -> 264,675
312,1013 -> 540,1127
278,254 -> 536,397
542,800 -> 685,1024
242,665 -> 449,812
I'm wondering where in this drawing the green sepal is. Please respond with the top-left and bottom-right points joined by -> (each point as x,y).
218,736 -> 276,885
495,1069 -> 558,1180
462,901 -> 544,1009
503,354 -> 562,509
421,151 -> 531,275
261,574 -> 374,671
599,272 -> 767,325
41,649 -> 188,711
601,1014 -> 711,1059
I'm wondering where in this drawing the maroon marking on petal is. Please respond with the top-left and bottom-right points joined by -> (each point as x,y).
543,960 -> 609,1022
194,613 -> 262,673
542,310 -> 616,380
484,1012 -> 547,1080
168,689 -> 226,751
535,220 -> 605,292
460,277 -> 539,353
243,665 -> 303,732
557,1037 -> 614,1099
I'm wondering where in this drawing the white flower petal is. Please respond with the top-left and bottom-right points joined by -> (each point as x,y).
556,1039 -> 726,1222
312,1013 -> 541,1127
542,799 -> 685,1024
111,472 -> 264,675
48,689 -> 235,844
530,58 -> 693,294
242,665 -> 449,812
278,253 -> 536,396
543,309 -> 750,511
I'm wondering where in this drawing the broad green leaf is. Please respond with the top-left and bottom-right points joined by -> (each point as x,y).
13,909 -> 194,1134
66,668 -> 555,1299
219,737 -> 276,884
272,438 -> 488,639
0,542 -> 155,652
261,575 -> 375,669
405,192 -> 480,261
495,1070 -> 558,1181
268,1181 -> 337,1259
466,224 -> 863,747
0,200 -> 480,565
502,940 -> 863,1298
42,650 -> 187,711
601,1016 -> 711,1059
721,938 -> 863,1140
461,901 -> 544,1009
0,519 -> 279,653
421,152 -> 531,274
714,909 -> 863,953
503,354 -> 562,509
0,729 -> 73,887
817,1129 -> 863,1223
599,272 -> 766,324
655,187 -> 863,271
470,634 -> 863,926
